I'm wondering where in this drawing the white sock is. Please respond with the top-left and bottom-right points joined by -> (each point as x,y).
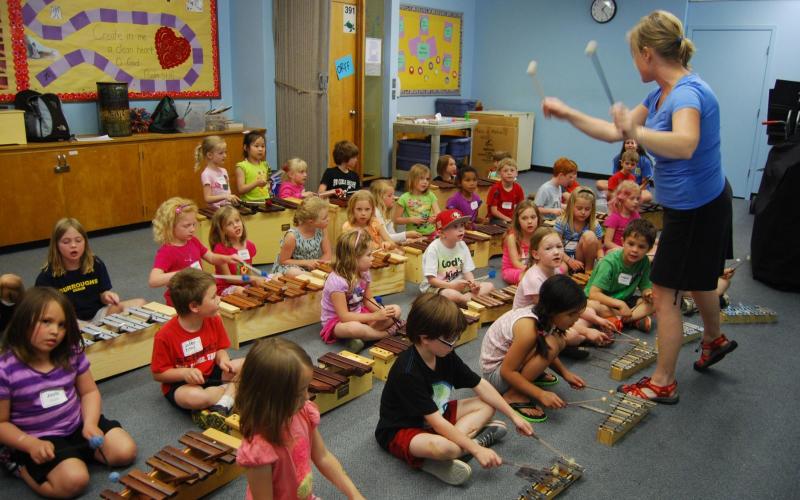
215,394 -> 234,410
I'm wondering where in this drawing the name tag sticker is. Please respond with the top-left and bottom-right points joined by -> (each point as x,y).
40,388 -> 67,409
618,273 -> 633,286
565,241 -> 578,252
470,201 -> 479,210
237,248 -> 251,261
501,201 -> 513,210
190,261 -> 202,270
182,337 -> 203,357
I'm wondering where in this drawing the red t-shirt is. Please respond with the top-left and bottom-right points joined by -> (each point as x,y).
212,241 -> 257,294
151,315 -> 232,395
565,180 -> 580,193
608,171 -> 636,193
487,181 -> 525,219
153,237 -> 209,305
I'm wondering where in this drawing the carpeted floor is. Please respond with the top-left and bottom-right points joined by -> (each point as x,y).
1,170 -> 798,499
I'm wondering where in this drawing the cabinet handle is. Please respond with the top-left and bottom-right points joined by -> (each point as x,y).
54,154 -> 70,174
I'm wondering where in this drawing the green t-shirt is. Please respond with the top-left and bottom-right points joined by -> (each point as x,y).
397,191 -> 437,235
236,159 -> 271,201
585,249 -> 652,300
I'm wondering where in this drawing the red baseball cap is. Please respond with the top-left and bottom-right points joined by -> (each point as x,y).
435,209 -> 471,231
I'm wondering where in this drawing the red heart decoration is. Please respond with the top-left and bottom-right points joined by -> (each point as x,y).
154,26 -> 191,70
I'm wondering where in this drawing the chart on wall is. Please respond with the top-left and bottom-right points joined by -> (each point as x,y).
398,5 -> 462,96
0,0 -> 220,102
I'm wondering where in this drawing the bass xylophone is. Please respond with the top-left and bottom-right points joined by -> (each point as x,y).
369,251 -> 409,296
82,303 -> 174,381
368,336 -> 413,381
467,285 -> 518,326
100,429 -> 241,500
470,222 -> 508,259
310,351 -> 375,414
515,458 -> 585,499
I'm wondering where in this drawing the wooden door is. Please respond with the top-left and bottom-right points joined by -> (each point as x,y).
62,144 -> 145,229
328,0 -> 363,172
0,151 -> 67,246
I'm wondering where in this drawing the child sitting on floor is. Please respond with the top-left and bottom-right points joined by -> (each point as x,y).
585,219 -> 657,333
481,274 -> 587,422
375,293 -> 533,486
272,197 -> 333,278
150,268 -> 243,425
420,210 -> 494,306
535,157 -> 577,219
486,159 -> 525,224
501,199 -> 540,285
446,166 -> 484,223
554,187 -> 604,273
370,179 -> 423,245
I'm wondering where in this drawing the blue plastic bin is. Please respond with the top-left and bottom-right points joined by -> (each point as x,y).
396,138 -> 448,170
435,98 -> 478,117
441,136 -> 472,158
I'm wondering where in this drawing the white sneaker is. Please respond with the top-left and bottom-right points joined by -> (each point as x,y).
420,459 -> 472,485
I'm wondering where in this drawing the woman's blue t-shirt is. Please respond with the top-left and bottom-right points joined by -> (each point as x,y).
642,73 -> 725,210
611,153 -> 654,184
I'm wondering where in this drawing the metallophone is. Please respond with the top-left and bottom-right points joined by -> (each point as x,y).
223,351 -> 375,438
82,302 -> 175,381
514,458 -> 585,499
195,200 -> 293,268
367,308 -> 481,382
579,392 -> 657,446
99,428 -> 241,500
217,273 -> 326,348
720,303 -> 778,324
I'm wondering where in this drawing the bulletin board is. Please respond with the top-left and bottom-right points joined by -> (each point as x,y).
398,5 -> 462,96
0,0 -> 220,102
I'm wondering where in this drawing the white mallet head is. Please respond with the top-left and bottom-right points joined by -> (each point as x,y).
527,60 -> 538,75
585,40 -> 598,56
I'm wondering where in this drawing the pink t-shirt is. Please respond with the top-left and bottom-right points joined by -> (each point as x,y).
279,181 -> 305,200
237,400 -> 320,500
200,166 -> 232,209
501,240 -> 529,275
512,264 -> 561,309
153,236 -> 208,305
212,241 -> 257,294
604,211 -> 641,247
320,271 -> 371,324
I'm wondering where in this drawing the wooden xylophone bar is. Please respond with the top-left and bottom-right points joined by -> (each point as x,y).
100,429 -> 241,500
609,343 -> 657,381
310,351 -> 374,414
239,199 -> 286,213
369,336 -> 413,381
471,223 -> 508,237
468,285 -> 517,326
270,197 -> 301,210
515,458 -> 585,500
595,393 -> 656,446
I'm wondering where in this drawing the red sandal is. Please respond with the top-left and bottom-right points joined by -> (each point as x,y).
617,376 -> 679,404
694,334 -> 738,372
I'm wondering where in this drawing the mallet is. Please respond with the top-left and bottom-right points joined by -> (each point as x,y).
585,40 -> 616,106
526,61 -> 547,101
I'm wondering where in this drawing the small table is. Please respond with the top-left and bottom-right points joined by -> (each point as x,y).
391,117 -> 478,181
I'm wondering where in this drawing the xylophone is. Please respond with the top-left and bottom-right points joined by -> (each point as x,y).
218,273 -> 326,348
82,303 -> 174,381
311,351 -> 375,414
368,336 -> 413,381
369,251 -> 409,296
470,222 -> 508,259
196,202 -> 294,267
609,342 -> 657,381
580,393 -> 656,446
720,303 -> 778,324
100,429 -> 241,500
461,231 -> 491,268
467,285 -> 517,326
515,458 -> 585,499
639,202 -> 664,230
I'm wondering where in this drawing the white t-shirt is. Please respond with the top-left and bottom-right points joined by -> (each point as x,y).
420,239 -> 475,293
535,180 -> 562,213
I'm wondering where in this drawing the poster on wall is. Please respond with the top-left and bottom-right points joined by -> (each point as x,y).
0,0 -> 220,102
398,4 -> 462,96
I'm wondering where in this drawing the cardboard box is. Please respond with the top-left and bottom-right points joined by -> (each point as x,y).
0,110 -> 27,145
470,111 -> 534,177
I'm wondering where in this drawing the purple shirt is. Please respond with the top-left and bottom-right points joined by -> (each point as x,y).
0,349 -> 89,438
320,271 -> 371,324
446,191 -> 482,222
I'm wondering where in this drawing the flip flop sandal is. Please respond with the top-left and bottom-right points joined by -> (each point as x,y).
534,372 -> 559,387
510,402 -> 548,423
617,376 -> 679,405
694,334 -> 738,372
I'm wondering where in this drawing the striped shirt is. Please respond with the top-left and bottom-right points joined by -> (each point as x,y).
0,349 -> 88,438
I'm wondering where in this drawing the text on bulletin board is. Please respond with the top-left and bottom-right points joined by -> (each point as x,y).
0,0 -> 220,102
398,5 -> 462,96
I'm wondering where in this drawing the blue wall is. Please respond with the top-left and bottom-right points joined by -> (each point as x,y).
60,0 -> 236,139
686,0 -> 800,193
471,0 -> 686,175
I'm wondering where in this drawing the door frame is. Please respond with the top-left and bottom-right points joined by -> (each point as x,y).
688,25 -> 775,197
